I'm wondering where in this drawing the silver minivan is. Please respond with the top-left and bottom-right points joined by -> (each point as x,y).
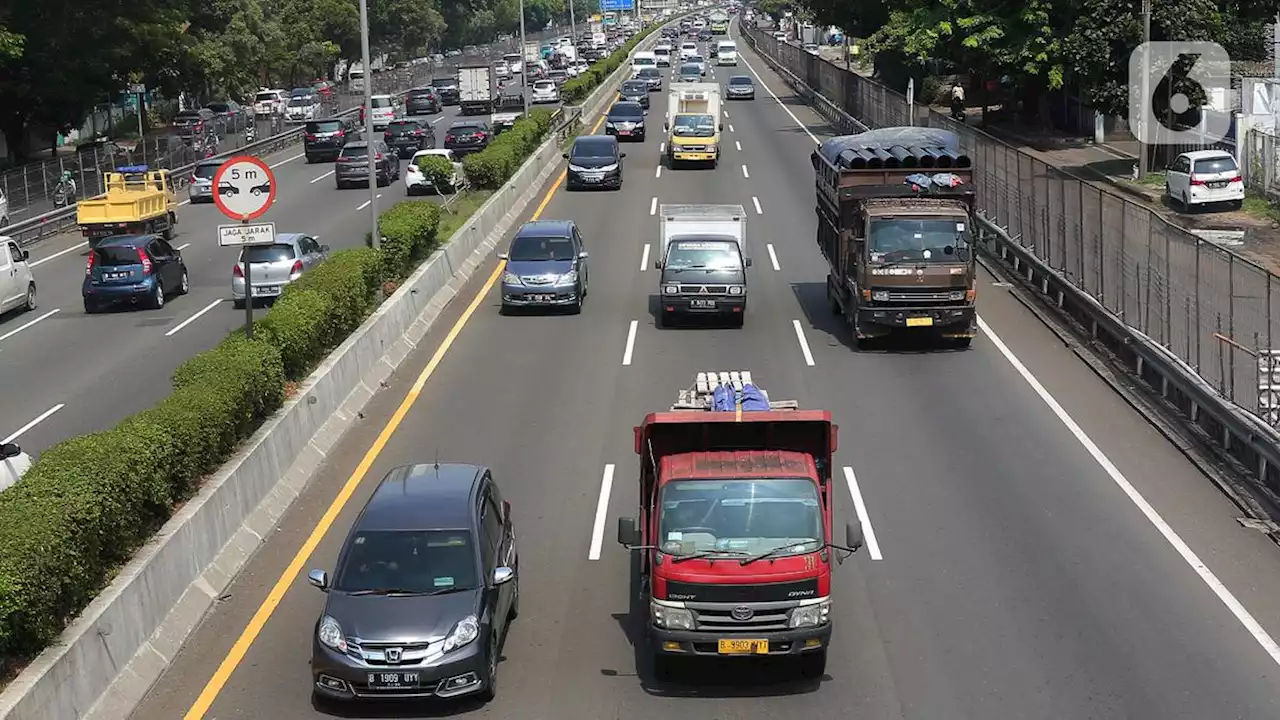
0,236 -> 35,314
231,233 -> 329,308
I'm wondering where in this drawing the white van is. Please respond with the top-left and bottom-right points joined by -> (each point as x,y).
716,40 -> 738,65
631,51 -> 658,77
348,68 -> 365,92
369,94 -> 396,130
653,45 -> 673,67
0,236 -> 35,315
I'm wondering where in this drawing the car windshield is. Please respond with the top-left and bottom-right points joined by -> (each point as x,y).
332,529 -> 479,594
193,164 -> 219,180
868,218 -> 970,261
657,478 -> 823,557
639,68 -> 659,77
609,103 -> 643,119
730,76 -> 752,86
94,246 -> 142,267
666,239 -> 741,269
572,140 -> 615,159
509,234 -> 575,261
671,113 -> 715,137
241,243 -> 297,263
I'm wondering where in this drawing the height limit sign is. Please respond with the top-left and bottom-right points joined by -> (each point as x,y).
212,155 -> 276,221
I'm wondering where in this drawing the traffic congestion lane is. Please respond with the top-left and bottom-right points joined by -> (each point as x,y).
128,103 -> 652,719
0,103 -> 478,454
727,29 -> 1280,716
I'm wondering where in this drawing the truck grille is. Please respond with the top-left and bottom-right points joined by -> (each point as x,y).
665,578 -> 818,603
690,600 -> 793,632
678,145 -> 706,152
876,289 -> 964,303
678,284 -> 728,294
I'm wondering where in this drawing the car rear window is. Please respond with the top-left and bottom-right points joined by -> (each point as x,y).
242,244 -> 297,263
432,78 -> 456,86
451,123 -> 483,132
371,96 -> 393,108
206,103 -> 230,113
388,121 -> 420,131
307,120 -> 343,133
340,145 -> 369,158
255,92 -> 277,102
94,246 -> 141,266
288,98 -> 309,107
174,113 -> 201,123
1194,157 -> 1238,173
193,164 -> 219,179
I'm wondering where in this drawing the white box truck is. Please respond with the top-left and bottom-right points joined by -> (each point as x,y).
458,65 -> 493,115
665,82 -> 723,167
655,204 -> 751,326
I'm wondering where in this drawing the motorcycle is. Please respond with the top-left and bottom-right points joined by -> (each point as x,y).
244,123 -> 257,143
52,179 -> 77,207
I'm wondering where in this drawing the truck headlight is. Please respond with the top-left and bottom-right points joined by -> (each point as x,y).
317,615 -> 347,652
664,285 -> 679,295
871,290 -> 889,301
705,143 -> 718,153
502,272 -> 522,285
789,598 -> 830,628
557,270 -> 579,284
651,601 -> 695,630
948,290 -> 966,301
728,285 -> 743,295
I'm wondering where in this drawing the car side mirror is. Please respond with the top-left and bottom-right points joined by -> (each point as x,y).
0,443 -> 19,460
719,122 -> 724,131
562,151 -> 569,158
744,257 -> 752,267
21,250 -> 29,261
617,516 -> 641,546
579,251 -> 589,258
493,566 -> 516,585
320,244 -> 331,252
663,121 -> 670,130
620,152 -> 627,158
498,252 -> 508,260
307,569 -> 330,591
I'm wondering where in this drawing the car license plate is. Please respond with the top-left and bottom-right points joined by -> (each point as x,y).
690,299 -> 717,309
1208,181 -> 1228,189
619,130 -> 631,135
583,175 -> 600,182
906,316 -> 934,327
257,286 -> 281,296
367,671 -> 420,688
103,271 -> 128,280
718,639 -> 768,655
530,294 -> 554,302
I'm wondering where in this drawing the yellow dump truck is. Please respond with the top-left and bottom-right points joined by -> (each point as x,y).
77,166 -> 178,246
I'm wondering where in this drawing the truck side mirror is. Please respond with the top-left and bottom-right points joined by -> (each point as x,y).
845,522 -> 864,552
617,516 -> 641,546
744,257 -> 752,267
654,259 -> 663,270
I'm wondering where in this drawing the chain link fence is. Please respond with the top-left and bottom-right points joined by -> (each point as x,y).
745,27 -> 1280,428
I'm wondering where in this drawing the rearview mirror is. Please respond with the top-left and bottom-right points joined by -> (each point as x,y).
0,443 -> 19,460
493,566 -> 516,585
562,152 -> 570,158
845,522 -> 864,552
498,252 -> 508,260
307,569 -> 330,591
579,251 -> 589,258
745,257 -> 752,267
654,259 -> 663,270
617,516 -> 641,546
21,250 -> 29,261
320,244 -> 331,252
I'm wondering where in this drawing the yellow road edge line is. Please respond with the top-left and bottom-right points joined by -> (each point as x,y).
181,115 -> 597,716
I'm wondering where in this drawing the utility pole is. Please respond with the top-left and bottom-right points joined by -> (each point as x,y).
359,0 -> 379,247
1137,0 -> 1152,179
520,0 -> 530,116
569,0 -> 577,47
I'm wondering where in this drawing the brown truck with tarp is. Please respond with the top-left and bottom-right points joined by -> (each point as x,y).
812,127 -> 978,349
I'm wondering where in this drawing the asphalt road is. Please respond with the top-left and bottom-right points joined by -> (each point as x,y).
0,96 -> 563,455
128,24 -> 1280,720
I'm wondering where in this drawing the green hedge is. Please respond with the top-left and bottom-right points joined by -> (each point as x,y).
462,108 -> 556,189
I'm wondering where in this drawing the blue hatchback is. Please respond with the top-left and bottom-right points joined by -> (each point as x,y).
82,234 -> 189,313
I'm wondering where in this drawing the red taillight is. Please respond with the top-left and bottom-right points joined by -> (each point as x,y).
233,263 -> 243,278
1189,175 -> 1205,186
375,152 -> 383,160
85,251 -> 95,276
1228,174 -> 1242,183
336,129 -> 345,137
290,260 -> 304,276
305,133 -> 317,141
445,135 -> 454,142
473,132 -> 485,139
384,131 -> 393,139
137,247 -> 152,274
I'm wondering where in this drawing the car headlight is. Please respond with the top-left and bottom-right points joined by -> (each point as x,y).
558,270 -> 579,284
442,614 -> 480,653
728,285 -> 743,295
871,290 -> 889,301
789,598 -> 831,628
948,290 -> 966,301
651,601 -> 695,630
664,285 -> 679,295
502,272 -> 522,285
599,163 -> 619,172
317,615 -> 347,652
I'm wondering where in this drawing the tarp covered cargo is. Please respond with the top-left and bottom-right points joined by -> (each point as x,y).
818,127 -> 965,169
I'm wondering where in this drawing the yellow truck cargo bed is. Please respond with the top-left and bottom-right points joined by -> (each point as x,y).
77,169 -> 179,243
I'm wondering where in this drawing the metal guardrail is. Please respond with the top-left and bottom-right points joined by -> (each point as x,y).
741,28 -> 1280,526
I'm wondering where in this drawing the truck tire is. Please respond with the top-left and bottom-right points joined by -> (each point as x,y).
799,649 -> 827,679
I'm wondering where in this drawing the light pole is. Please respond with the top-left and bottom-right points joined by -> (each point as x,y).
519,0 -> 530,116
1136,0 -> 1151,179
569,0 -> 577,49
359,0 -> 379,248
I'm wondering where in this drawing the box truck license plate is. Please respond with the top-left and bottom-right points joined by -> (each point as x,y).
906,316 -> 934,327
718,639 -> 768,654
690,299 -> 716,309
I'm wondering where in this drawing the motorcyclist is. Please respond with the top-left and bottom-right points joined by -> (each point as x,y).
950,82 -> 966,121
53,170 -> 77,206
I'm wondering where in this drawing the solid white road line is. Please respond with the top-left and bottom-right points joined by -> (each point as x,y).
309,170 -> 336,183
622,319 -> 638,365
640,243 -> 651,271
3,403 -> 65,444
735,140 -> 742,151
588,464 -> 616,560
752,196 -> 763,214
30,242 -> 87,268
655,166 -> 662,179
0,308 -> 59,343
976,315 -> 1280,668
739,55 -> 821,145
165,299 -> 224,337
843,467 -> 884,560
268,153 -> 305,169
791,319 -> 815,366
766,243 -> 780,270
650,196 -> 657,215
741,164 -> 750,178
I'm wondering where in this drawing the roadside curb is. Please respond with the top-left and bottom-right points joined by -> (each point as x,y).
0,23 -> 672,720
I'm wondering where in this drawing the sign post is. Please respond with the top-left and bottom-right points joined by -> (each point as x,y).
212,155 -> 278,338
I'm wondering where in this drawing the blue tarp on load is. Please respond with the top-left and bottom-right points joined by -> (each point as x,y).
740,385 -> 769,411
712,384 -> 736,411
710,383 -> 771,411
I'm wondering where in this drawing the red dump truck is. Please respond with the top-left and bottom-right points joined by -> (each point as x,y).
616,371 -> 863,679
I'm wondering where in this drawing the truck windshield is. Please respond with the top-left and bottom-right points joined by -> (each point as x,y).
666,239 -> 740,270
658,478 -> 822,557
672,114 -> 715,137
868,218 -> 969,261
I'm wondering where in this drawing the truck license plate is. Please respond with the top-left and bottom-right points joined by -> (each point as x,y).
717,639 -> 768,654
906,316 -> 933,327
690,299 -> 717,309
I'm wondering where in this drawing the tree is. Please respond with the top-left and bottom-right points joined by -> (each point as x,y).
371,0 -> 446,58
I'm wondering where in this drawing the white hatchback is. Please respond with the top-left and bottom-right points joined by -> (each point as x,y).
369,94 -> 396,130
405,149 -> 463,195
1164,150 -> 1244,211
531,80 -> 559,104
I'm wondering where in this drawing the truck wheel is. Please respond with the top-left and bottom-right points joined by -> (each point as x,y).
799,649 -> 828,679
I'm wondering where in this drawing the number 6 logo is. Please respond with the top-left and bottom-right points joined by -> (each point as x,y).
1128,41 -> 1231,146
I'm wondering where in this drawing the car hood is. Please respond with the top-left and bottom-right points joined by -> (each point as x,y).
324,590 -> 480,642
506,258 -> 575,277
568,156 -> 618,168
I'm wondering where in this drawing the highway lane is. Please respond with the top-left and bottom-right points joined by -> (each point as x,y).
131,27 -> 1280,720
0,97 -> 564,454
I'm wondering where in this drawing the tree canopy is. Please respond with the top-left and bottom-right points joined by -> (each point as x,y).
0,0 -> 578,159
781,0 -> 1279,117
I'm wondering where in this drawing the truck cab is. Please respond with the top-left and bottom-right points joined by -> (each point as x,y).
655,204 -> 750,328
618,372 -> 862,680
814,128 -> 978,348
665,83 -> 722,167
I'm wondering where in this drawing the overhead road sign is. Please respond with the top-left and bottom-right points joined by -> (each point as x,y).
212,155 -> 277,222
600,0 -> 635,10
218,222 -> 277,247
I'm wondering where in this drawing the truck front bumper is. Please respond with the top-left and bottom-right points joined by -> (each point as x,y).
669,151 -> 718,162
857,303 -> 977,337
649,624 -> 831,657
660,295 -> 744,315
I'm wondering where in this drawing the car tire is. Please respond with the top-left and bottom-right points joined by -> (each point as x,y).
335,181 -> 344,190
23,283 -> 36,312
177,268 -> 190,295
477,638 -> 499,703
729,313 -> 745,328
509,571 -> 520,620
83,297 -> 99,314
149,281 -> 166,309
499,303 -> 512,315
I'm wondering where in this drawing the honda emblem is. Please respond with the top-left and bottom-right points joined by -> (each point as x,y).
385,647 -> 402,663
